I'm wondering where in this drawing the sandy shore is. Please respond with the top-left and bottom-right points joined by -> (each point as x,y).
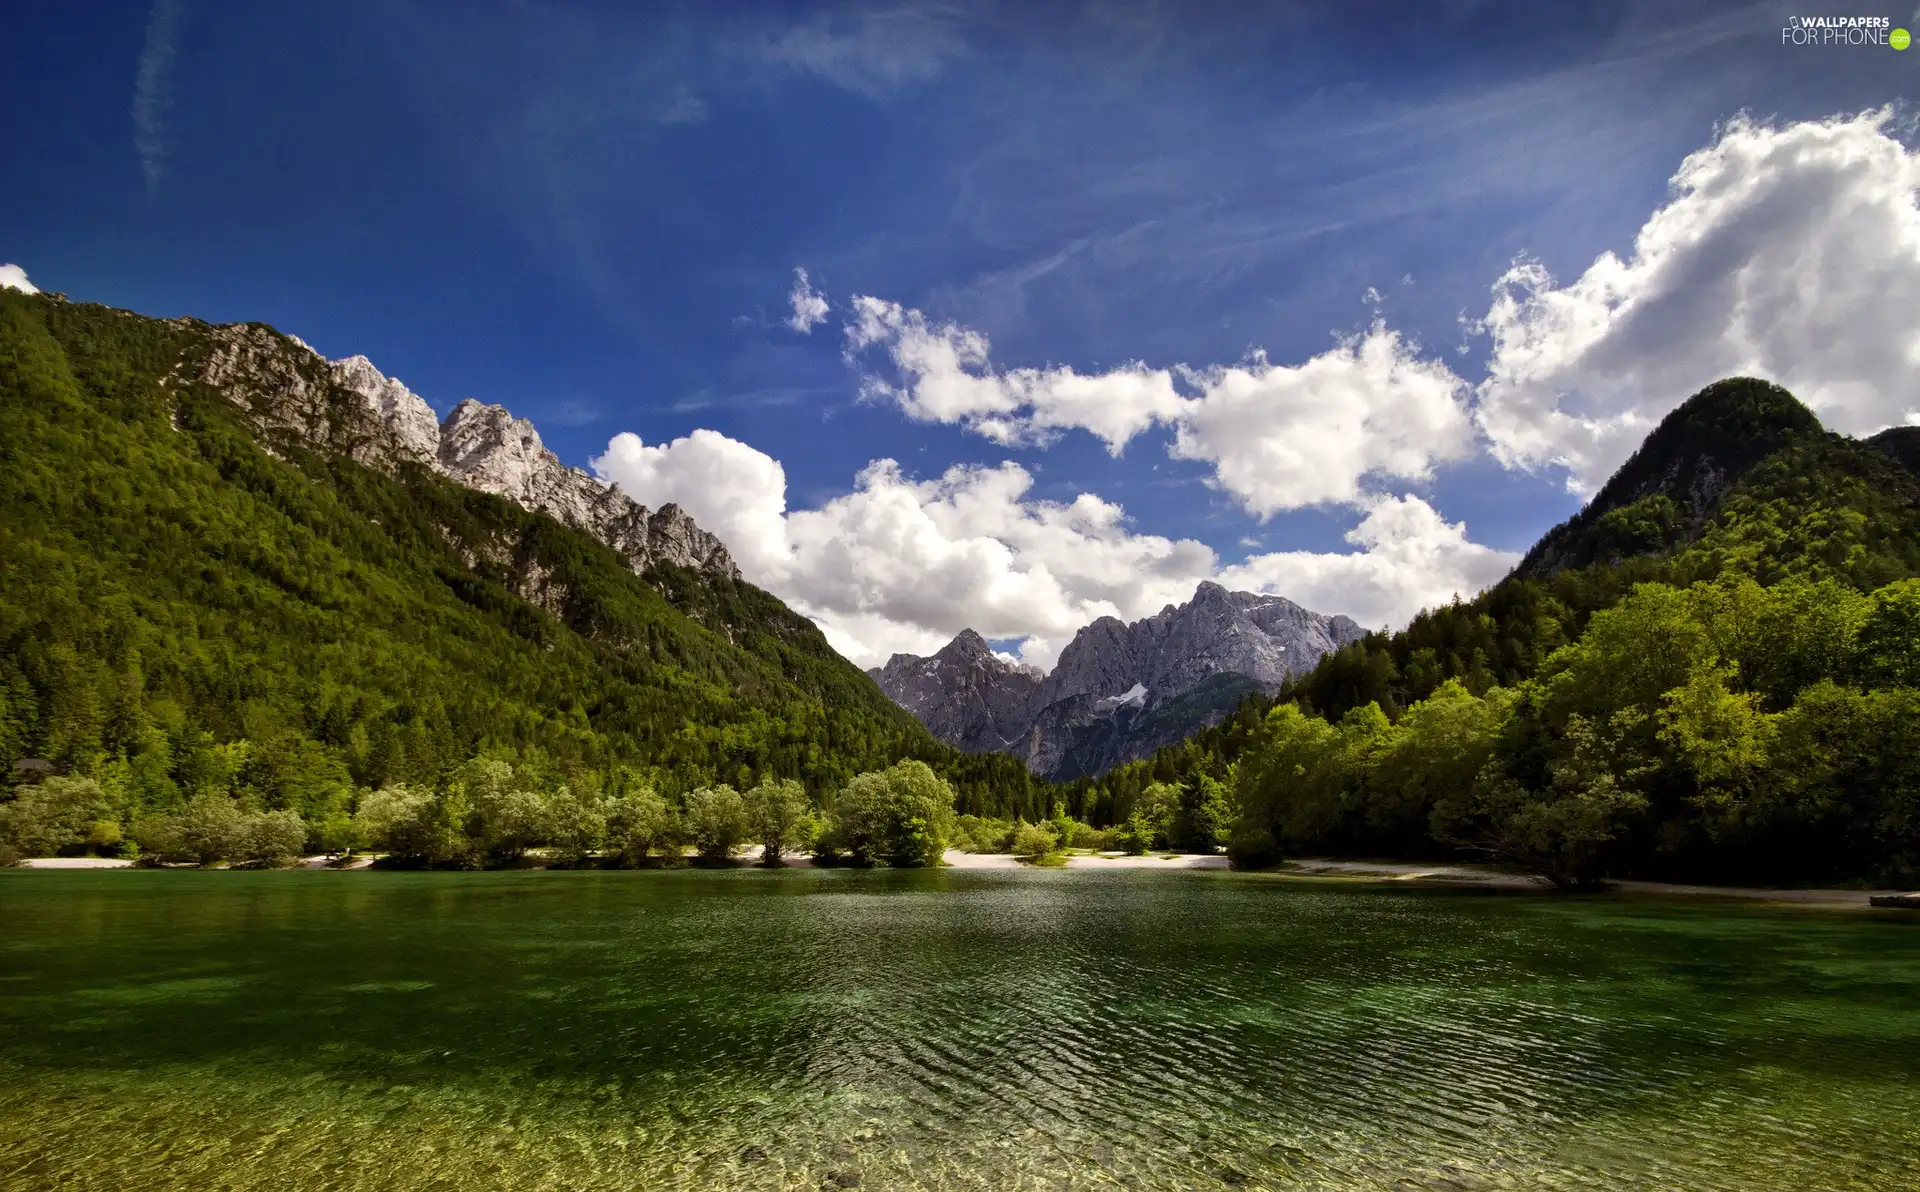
942,849 -> 1229,869
717,847 -> 1227,869
1280,857 -> 1906,907
13,850 -> 1911,906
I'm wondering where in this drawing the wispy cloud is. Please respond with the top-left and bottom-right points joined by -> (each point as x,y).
637,385 -> 845,416
545,399 -> 604,428
757,4 -> 967,97
787,267 -> 829,332
132,0 -> 185,193
650,90 -> 707,126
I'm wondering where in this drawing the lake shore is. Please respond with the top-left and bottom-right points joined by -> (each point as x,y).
1278,857 -> 1909,907
13,850 -> 1912,908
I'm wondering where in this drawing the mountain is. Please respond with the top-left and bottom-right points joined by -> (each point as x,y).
1867,425 -> 1920,478
870,582 -> 1364,779
0,289 -> 1052,822
1063,378 -> 1920,887
866,630 -> 1044,754
208,331 -> 738,579
1511,378 -> 1823,580
1286,377 -> 1920,722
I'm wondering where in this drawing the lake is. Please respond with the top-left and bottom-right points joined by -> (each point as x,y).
1,868 -> 1916,1190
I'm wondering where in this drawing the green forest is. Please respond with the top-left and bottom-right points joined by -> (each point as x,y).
5,287 -> 1919,889
1065,381 -> 1920,887
0,289 -> 1056,865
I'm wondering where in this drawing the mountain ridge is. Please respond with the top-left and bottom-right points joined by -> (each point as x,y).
0,289 -> 1054,821
191,323 -> 739,582
871,582 -> 1364,778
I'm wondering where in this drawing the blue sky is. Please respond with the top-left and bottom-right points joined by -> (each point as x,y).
6,2 -> 1920,667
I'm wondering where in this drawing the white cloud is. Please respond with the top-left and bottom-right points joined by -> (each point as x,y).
1172,323 -> 1474,517
592,428 -> 791,581
1476,108 -> 1920,493
757,5 -> 966,97
845,295 -> 1186,451
0,264 -> 37,295
786,267 -> 830,333
594,427 -> 1512,670
1218,494 -> 1518,633
651,91 -> 708,127
844,296 -> 1473,510
590,110 -> 1920,672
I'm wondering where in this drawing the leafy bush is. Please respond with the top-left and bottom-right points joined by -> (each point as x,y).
0,777 -> 110,857
1114,812 -> 1155,856
542,786 -> 606,865
1011,821 -> 1057,861
830,760 -> 955,867
1065,820 -> 1116,851
682,785 -> 750,861
132,794 -> 311,866
603,786 -> 677,865
952,814 -> 1015,853
233,809 -> 307,866
744,777 -> 814,864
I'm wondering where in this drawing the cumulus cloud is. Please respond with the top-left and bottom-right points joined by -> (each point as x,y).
133,0 -> 186,193
1476,108 -> 1920,493
1218,494 -> 1519,632
844,296 -> 1473,510
786,267 -> 829,333
0,264 -> 37,294
844,295 -> 1184,451
585,109 -> 1920,669
593,428 -> 792,581
1173,324 -> 1474,517
594,428 -> 1513,669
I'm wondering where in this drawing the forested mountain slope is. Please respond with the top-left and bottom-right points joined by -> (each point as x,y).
0,290 -> 1050,834
1292,378 -> 1920,722
1061,380 -> 1920,886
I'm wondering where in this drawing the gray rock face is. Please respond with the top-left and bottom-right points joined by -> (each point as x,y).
430,397 -> 737,577
191,326 -> 737,580
866,630 -> 1044,753
331,354 -> 441,465
870,581 -> 1365,779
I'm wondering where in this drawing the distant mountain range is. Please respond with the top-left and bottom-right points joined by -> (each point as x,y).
869,583 -> 1364,779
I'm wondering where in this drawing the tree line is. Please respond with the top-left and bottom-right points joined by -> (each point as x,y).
0,281 -> 1056,834
0,758 -> 982,869
1227,574 -> 1920,888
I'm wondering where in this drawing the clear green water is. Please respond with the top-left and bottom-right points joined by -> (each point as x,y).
1,870 -> 1917,1191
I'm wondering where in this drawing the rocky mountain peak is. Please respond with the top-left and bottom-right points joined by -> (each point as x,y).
865,629 -> 1043,753
943,628 -> 993,657
330,355 -> 441,465
870,581 -> 1367,779
195,327 -> 739,581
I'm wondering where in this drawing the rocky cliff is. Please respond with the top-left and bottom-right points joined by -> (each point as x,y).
870,581 -> 1365,779
866,630 -> 1044,753
187,323 -> 736,579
